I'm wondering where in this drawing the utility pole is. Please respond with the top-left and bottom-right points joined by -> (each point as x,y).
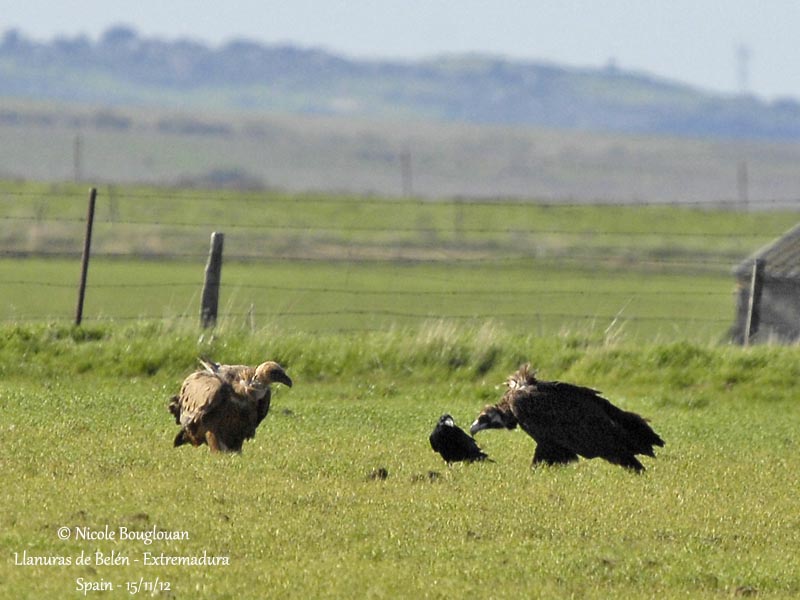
737,161 -> 749,211
736,43 -> 751,95
74,133 -> 83,183
400,146 -> 413,197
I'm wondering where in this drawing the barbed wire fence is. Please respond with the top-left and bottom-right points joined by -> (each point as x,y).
1,185 -> 797,339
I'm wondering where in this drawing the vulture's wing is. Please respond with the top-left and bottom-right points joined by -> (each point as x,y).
177,371 -> 229,428
198,358 -> 255,384
583,391 -> 665,454
510,381 -> 631,459
216,364 -> 255,382
544,381 -> 664,455
199,360 -> 258,398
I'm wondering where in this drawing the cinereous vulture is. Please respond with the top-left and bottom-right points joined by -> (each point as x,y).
168,358 -> 292,452
470,364 -> 663,471
430,414 -> 491,465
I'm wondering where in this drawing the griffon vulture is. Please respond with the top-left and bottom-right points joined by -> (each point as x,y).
470,365 -> 663,471
430,414 -> 491,465
168,359 -> 292,452
198,357 -> 277,400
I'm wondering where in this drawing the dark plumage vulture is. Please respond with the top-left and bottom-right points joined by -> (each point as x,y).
470,364 -> 664,472
168,359 -> 292,453
430,414 -> 490,465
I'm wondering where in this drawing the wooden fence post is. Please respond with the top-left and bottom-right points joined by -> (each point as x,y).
75,187 -> 97,326
200,232 -> 224,328
743,258 -> 765,346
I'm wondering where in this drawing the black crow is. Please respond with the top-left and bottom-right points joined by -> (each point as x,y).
430,414 -> 490,465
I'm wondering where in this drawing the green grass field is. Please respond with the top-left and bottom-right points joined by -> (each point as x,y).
0,255 -> 737,341
1,180 -> 797,341
2,182 -> 800,597
1,324 -> 799,599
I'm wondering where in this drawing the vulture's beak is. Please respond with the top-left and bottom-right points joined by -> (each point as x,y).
469,420 -> 484,435
274,371 -> 293,388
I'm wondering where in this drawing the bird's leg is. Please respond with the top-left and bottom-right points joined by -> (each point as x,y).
205,431 -> 222,452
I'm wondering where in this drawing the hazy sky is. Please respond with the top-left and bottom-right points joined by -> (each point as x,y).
2,0 -> 799,100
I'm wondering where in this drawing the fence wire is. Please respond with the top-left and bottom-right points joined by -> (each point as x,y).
1,185 -> 796,338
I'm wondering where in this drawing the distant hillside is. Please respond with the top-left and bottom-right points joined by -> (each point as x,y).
3,100 -> 800,205
2,25 -> 800,140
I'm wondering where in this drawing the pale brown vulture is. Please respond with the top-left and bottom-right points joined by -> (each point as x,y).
168,358 -> 292,452
470,364 -> 664,471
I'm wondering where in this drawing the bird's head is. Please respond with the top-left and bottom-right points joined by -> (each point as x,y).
252,361 -> 293,389
505,363 -> 537,392
470,403 -> 517,435
437,414 -> 456,428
